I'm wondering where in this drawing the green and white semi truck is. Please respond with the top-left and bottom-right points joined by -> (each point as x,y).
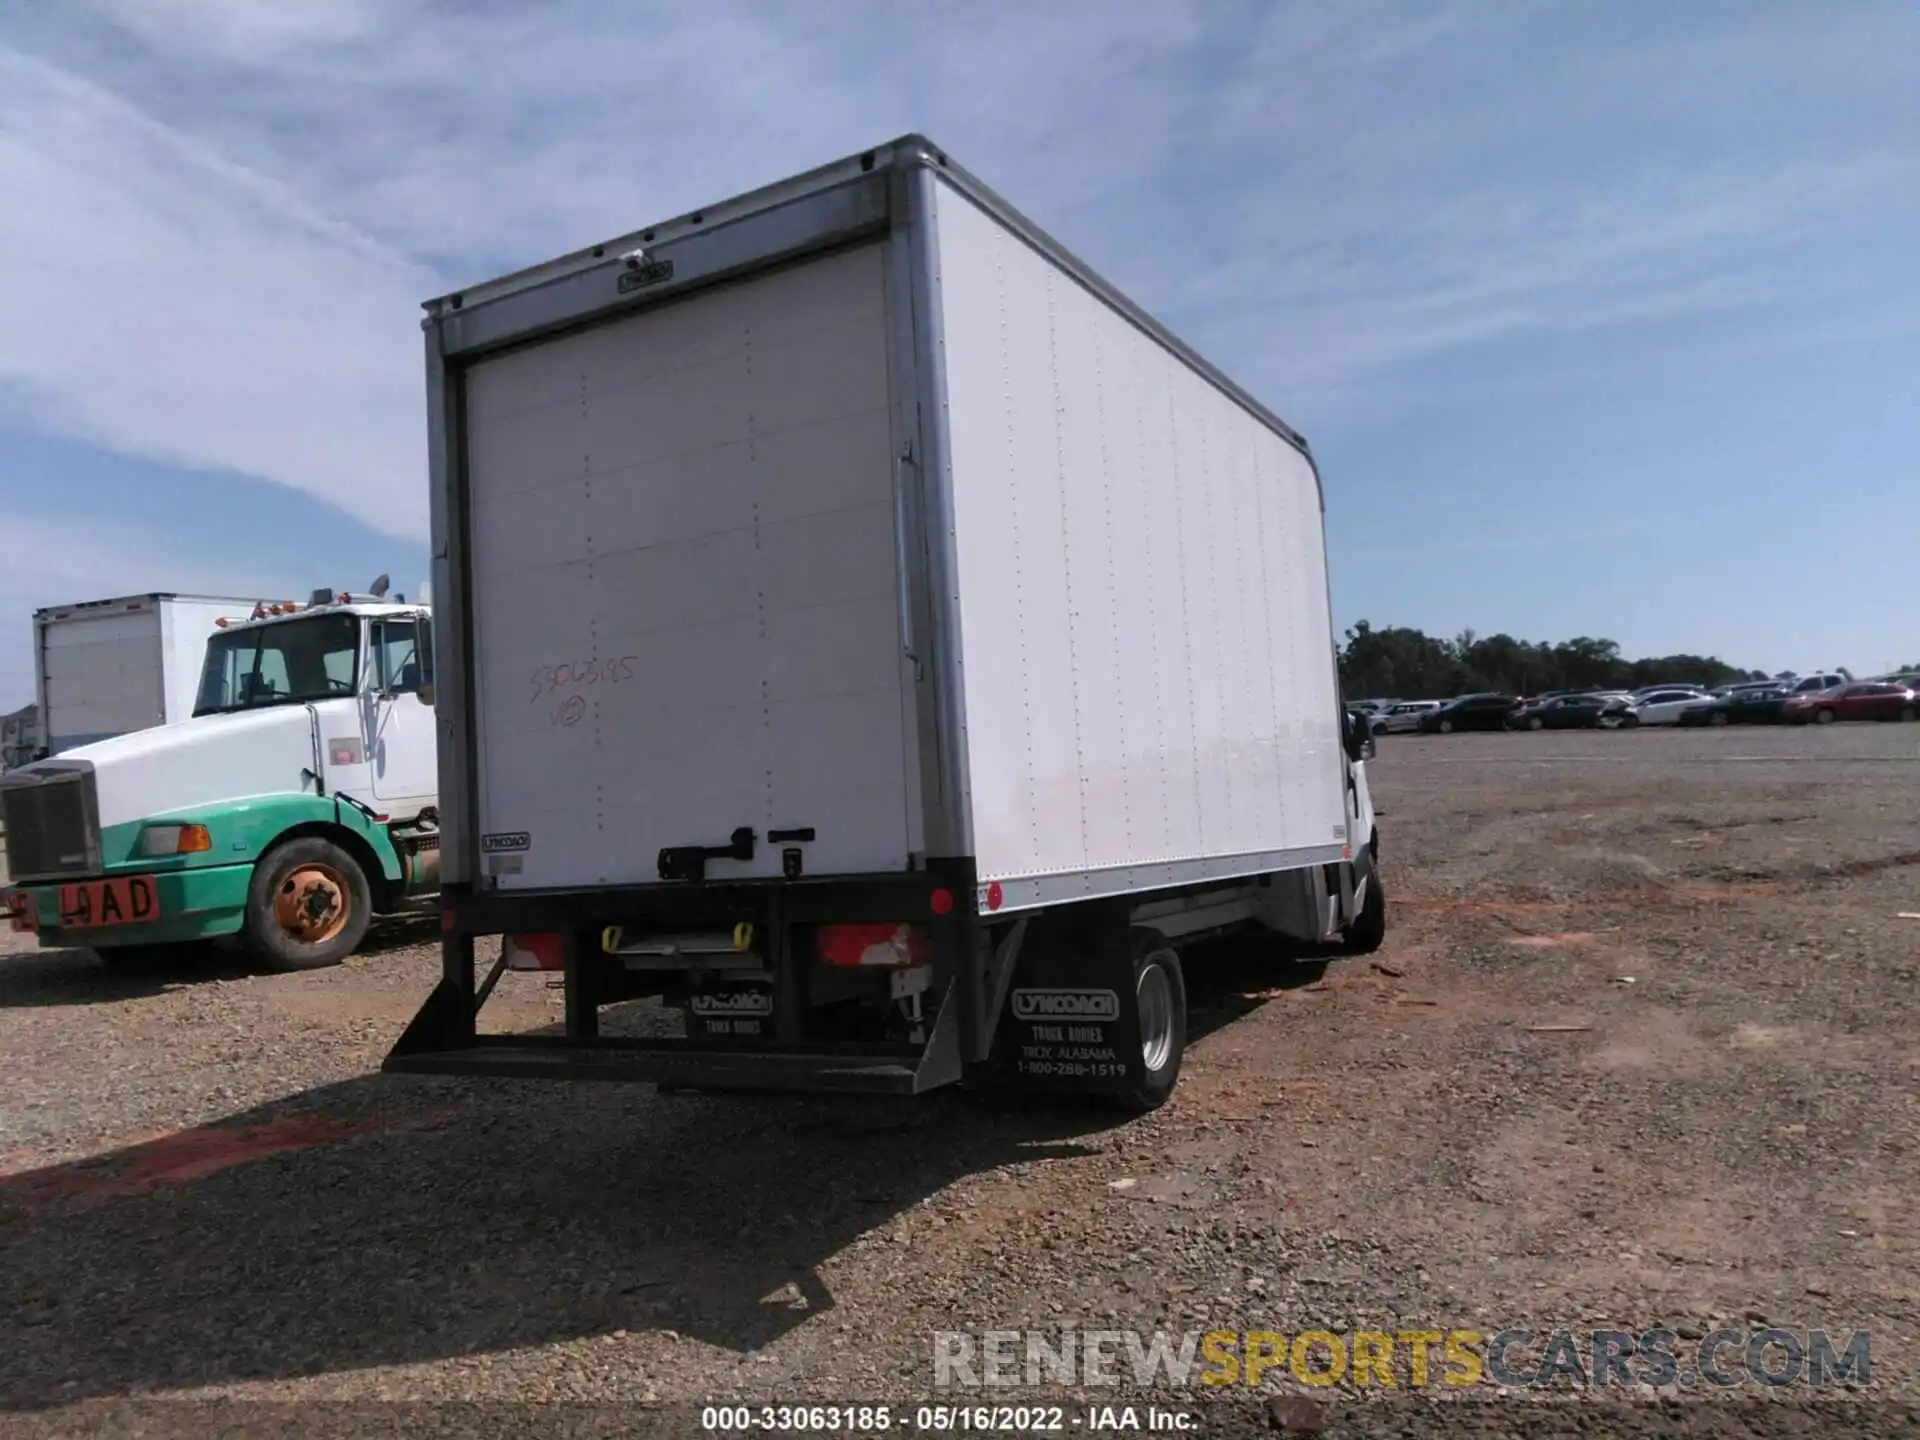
1,583 -> 440,971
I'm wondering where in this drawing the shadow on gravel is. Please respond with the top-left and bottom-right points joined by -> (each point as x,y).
356,909 -> 445,954
1183,934 -> 1334,1045
0,1067 -> 1128,1407
0,944 -> 255,1009
0,911 -> 441,1010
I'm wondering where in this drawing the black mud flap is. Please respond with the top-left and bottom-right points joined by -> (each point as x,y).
985,902 -> 1145,1096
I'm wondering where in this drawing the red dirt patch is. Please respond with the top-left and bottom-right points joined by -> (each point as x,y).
0,1108 -> 452,1213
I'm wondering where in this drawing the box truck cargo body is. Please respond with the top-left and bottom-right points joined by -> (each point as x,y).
34,594 -> 264,755
388,136 -> 1383,1108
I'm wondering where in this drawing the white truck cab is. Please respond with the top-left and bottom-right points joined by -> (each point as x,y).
1,581 -> 440,971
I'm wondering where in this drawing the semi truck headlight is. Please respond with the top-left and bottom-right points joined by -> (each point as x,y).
139,824 -> 212,857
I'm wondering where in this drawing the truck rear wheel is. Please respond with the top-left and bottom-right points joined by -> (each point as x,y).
1104,936 -> 1186,1115
243,837 -> 371,972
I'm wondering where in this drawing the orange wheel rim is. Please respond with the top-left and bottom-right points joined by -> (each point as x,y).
274,863 -> 350,945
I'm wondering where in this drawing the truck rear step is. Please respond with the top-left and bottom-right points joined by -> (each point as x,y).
384,1038 -> 930,1094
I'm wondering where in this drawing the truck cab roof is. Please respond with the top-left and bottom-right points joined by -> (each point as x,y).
217,600 -> 429,636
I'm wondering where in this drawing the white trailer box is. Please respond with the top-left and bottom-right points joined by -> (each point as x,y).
391,136 -> 1382,1106
33,593 -> 266,755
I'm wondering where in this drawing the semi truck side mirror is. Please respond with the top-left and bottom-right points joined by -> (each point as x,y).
1345,710 -> 1374,763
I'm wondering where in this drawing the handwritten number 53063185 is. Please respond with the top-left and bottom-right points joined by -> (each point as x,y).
531,657 -> 638,727
528,657 -> 639,704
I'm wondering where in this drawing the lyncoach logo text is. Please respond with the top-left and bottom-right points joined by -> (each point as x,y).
1012,989 -> 1120,1022
690,991 -> 773,1017
480,832 -> 531,853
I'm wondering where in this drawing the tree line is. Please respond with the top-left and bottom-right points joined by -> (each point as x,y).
1337,622 -> 1782,701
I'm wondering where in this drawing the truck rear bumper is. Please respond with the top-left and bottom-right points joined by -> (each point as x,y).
4,863 -> 251,949
440,869 -> 968,934
387,867 -> 984,1094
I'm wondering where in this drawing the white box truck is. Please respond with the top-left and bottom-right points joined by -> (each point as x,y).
0,704 -> 41,773
387,135 -> 1383,1110
32,593 -> 265,757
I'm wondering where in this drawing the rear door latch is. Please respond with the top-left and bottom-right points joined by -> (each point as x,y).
658,826 -> 757,883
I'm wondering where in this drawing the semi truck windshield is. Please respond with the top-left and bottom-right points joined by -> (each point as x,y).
194,614 -> 361,715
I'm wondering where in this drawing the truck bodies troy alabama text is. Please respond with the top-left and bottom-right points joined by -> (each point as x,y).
388,136 -> 1385,1110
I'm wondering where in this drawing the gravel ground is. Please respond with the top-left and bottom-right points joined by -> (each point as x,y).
2,723 -> 1918,1438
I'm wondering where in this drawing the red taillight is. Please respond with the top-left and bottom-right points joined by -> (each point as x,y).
440,908 -> 456,932
504,932 -> 565,971
4,892 -> 36,933
929,887 -> 954,916
815,923 -> 929,969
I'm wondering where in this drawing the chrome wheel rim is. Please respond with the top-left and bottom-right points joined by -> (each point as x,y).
1137,958 -> 1175,1074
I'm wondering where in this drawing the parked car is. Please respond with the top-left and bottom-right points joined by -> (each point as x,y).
1418,693 -> 1522,733
1785,672 -> 1850,696
1783,682 -> 1917,725
1507,693 -> 1639,731
1372,700 -> 1443,734
1632,683 -> 1708,698
1677,687 -> 1792,726
1633,687 -> 1717,726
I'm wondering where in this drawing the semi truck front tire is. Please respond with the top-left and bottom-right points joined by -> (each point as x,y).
243,836 -> 372,972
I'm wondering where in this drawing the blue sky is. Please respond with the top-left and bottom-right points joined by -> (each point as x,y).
1,0 -> 1915,710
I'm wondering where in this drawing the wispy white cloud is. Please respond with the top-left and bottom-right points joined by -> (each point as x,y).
1191,148 -> 1916,414
1,0 -> 1915,556
0,514 -> 288,601
86,0 -> 390,62
0,46 -> 434,539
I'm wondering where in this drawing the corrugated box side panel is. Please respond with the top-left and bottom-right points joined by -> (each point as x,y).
931,179 -> 1345,892
158,597 -> 259,722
